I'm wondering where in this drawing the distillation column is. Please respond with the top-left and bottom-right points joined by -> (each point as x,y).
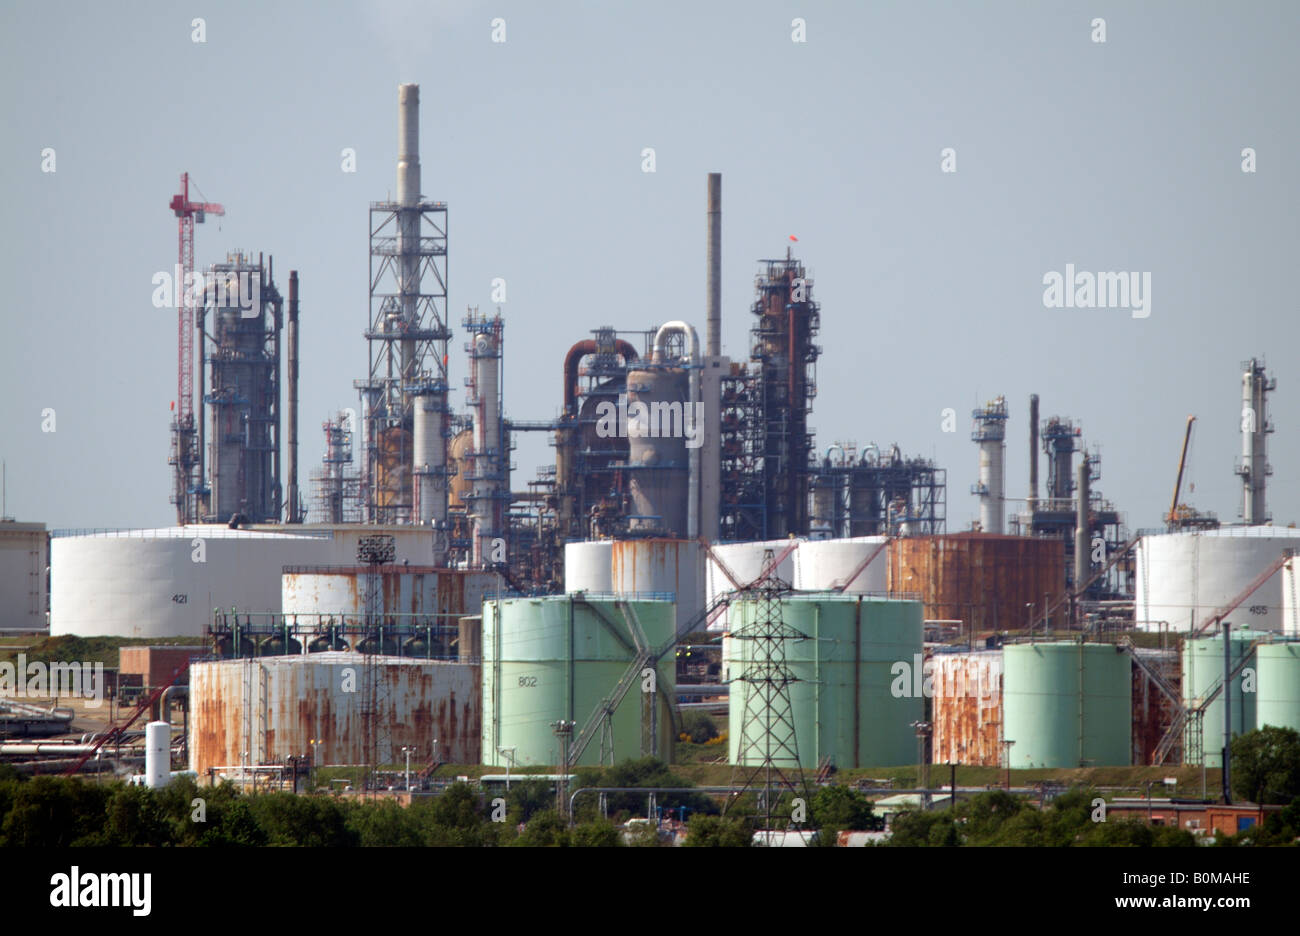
971,396 -> 1008,534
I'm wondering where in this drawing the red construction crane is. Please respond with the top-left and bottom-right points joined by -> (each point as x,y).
169,172 -> 224,425
168,173 -> 223,522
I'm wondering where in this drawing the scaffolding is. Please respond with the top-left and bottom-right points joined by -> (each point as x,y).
310,412 -> 362,524
354,194 -> 450,525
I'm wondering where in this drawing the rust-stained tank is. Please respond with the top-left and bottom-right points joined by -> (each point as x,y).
930,650 -> 1003,766
888,534 -> 1066,633
610,538 -> 705,636
282,566 -> 496,625
189,653 -> 480,776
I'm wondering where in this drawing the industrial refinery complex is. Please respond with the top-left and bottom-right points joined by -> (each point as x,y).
3,83 -> 1298,847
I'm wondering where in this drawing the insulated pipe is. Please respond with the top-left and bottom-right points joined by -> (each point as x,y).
651,321 -> 701,538
397,84 -> 420,388
286,271 -> 300,523
1028,393 -> 1039,517
706,173 -> 721,358
563,339 -> 638,417
825,443 -> 845,466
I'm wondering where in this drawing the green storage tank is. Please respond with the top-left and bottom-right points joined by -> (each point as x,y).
481,596 -> 676,767
1002,642 -> 1131,768
724,595 -> 923,769
1256,641 -> 1300,733
1181,630 -> 1259,768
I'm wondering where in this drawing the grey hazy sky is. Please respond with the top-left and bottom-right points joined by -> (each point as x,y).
2,0 -> 1296,533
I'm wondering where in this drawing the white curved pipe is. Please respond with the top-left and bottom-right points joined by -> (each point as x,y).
651,322 -> 701,538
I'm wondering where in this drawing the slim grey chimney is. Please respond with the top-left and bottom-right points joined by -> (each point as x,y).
286,271 -> 301,523
706,173 -> 721,358
1028,393 -> 1039,517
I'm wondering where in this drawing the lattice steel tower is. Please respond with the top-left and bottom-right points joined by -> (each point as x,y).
725,551 -> 812,833
356,84 -> 451,533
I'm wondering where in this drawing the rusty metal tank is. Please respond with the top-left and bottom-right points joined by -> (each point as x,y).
930,650 -> 1004,766
888,533 -> 1067,633
188,653 -> 480,775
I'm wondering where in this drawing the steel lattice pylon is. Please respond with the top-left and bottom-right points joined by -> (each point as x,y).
724,552 -> 812,835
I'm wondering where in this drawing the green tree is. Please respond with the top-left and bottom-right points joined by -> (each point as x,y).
505,778 -> 554,824
684,814 -> 751,847
0,776 -> 109,847
248,792 -> 357,847
1230,726 -> 1300,805
681,711 -> 719,744
570,819 -> 621,847
809,785 -> 881,832
514,809 -> 570,846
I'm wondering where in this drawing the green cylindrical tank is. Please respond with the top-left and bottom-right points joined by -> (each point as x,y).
1181,630 -> 1258,768
725,596 -> 923,769
1002,642 -> 1131,768
1256,641 -> 1300,733
481,597 -> 676,767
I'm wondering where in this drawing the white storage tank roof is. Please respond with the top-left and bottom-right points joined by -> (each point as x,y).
793,536 -> 888,594
564,541 -> 614,595
706,539 -> 802,633
1135,527 -> 1300,634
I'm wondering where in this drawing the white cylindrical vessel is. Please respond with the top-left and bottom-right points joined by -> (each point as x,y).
564,541 -> 614,594
706,539 -> 801,632
145,720 -> 171,788
793,536 -> 888,594
412,390 -> 446,527
1135,528 -> 1300,633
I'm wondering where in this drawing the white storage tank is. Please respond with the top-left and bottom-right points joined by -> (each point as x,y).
51,525 -> 445,639
1135,528 -> 1300,634
793,536 -> 888,594
610,538 -> 704,637
706,539 -> 801,632
51,527 -> 338,638
282,567 -> 497,622
564,541 -> 614,594
0,521 -> 46,632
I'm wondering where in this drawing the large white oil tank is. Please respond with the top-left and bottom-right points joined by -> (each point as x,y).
564,541 -> 614,594
793,536 -> 888,594
1135,528 -> 1300,634
51,525 -> 444,639
706,539 -> 801,633
610,538 -> 704,636
51,527 -> 339,638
